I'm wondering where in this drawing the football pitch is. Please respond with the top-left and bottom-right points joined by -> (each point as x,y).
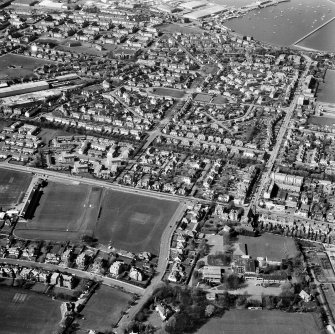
0,286 -> 62,334
0,168 -> 32,210
15,181 -> 103,241
15,180 -> 179,255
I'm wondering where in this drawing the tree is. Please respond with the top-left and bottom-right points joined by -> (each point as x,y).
236,293 -> 247,308
226,274 -> 244,290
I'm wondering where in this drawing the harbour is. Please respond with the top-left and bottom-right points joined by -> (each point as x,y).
216,0 -> 335,51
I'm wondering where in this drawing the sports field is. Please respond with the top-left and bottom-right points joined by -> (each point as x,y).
77,285 -> 131,332
237,233 -> 298,262
0,286 -> 62,334
0,54 -> 53,80
15,181 -> 103,241
197,310 -> 322,334
15,180 -> 179,255
95,190 -> 179,255
0,168 -> 32,210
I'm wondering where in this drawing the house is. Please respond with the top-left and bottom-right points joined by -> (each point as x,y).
109,261 -> 124,277
76,253 -> 88,269
129,267 -> 143,281
155,304 -> 172,321
201,266 -> 222,284
299,290 -> 311,302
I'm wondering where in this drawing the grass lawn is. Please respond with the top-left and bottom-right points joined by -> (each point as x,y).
152,87 -> 185,98
197,310 -> 323,334
0,286 -> 62,334
212,95 -> 229,104
0,54 -> 53,80
0,119 -> 11,131
95,190 -> 179,255
308,116 -> 335,126
0,168 -> 32,210
194,93 -> 212,103
236,233 -> 298,262
38,128 -> 74,147
77,285 -> 132,333
14,180 -> 179,255
15,181 -> 103,242
156,23 -> 204,34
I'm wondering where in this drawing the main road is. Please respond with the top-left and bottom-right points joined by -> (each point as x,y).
0,161 -> 212,205
0,258 -> 145,295
250,59 -> 312,213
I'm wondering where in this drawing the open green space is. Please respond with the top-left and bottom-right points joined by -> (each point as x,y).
77,285 -> 132,332
308,116 -> 335,126
156,23 -> 204,34
0,119 -> 11,131
0,54 -> 53,80
15,180 -> 179,255
152,87 -> 186,98
15,181 -> 103,241
95,190 -> 179,255
236,233 -> 298,262
0,168 -> 32,210
197,310 -> 322,334
0,286 -> 62,334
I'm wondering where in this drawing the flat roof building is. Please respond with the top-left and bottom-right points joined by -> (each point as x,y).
180,0 -> 207,10
183,5 -> 227,20
0,81 -> 49,98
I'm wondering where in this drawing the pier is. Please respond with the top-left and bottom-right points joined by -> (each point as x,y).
293,17 -> 335,46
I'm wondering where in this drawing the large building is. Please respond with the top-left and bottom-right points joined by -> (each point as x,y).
0,81 -> 49,98
183,5 -> 227,20
270,172 -> 303,192
180,0 -> 207,10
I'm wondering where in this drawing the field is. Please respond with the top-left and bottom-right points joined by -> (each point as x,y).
0,54 -> 53,80
237,233 -> 298,262
152,87 -> 186,98
308,116 -> 335,126
316,70 -> 335,104
95,190 -> 179,255
0,168 -> 32,210
0,119 -> 11,131
15,181 -> 179,255
156,23 -> 204,34
76,285 -> 132,332
0,286 -> 62,334
197,310 -> 323,334
15,181 -> 103,241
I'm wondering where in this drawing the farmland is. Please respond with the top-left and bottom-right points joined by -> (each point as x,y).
76,285 -> 132,333
0,54 -> 53,80
15,181 -> 103,241
0,286 -> 62,334
95,190 -> 179,255
0,168 -> 32,210
197,310 -> 322,334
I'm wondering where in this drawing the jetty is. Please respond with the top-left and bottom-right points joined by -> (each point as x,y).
293,17 -> 335,46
